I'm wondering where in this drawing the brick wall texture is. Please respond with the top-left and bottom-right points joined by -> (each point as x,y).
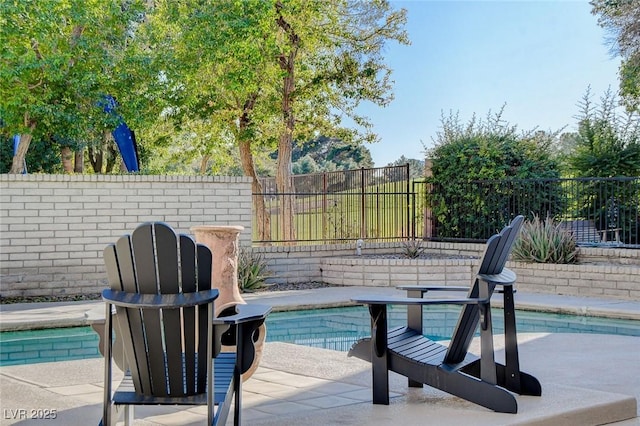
1,174 -> 252,297
255,242 -> 640,301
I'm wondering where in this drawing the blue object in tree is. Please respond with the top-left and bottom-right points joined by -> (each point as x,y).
102,96 -> 139,172
13,134 -> 20,154
13,134 -> 27,174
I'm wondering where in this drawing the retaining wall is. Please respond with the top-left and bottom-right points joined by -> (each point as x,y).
256,242 -> 640,301
0,174 -> 252,298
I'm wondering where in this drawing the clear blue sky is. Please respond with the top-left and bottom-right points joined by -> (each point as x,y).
361,0 -> 621,167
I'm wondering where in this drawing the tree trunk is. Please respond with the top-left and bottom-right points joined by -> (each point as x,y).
74,149 -> 84,173
236,93 -> 272,242
88,145 -> 103,173
276,3 -> 299,243
105,132 -> 118,173
199,155 -> 211,174
9,121 -> 36,174
239,139 -> 271,242
61,146 -> 74,173
276,77 -> 296,242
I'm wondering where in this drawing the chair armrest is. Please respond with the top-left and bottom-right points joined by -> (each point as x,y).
397,285 -> 470,293
352,295 -> 490,306
102,289 -> 219,309
213,303 -> 272,325
477,268 -> 516,286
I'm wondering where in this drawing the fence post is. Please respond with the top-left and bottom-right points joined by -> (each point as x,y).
405,163 -> 410,239
322,172 -> 327,242
424,159 -> 433,239
361,167 -> 366,238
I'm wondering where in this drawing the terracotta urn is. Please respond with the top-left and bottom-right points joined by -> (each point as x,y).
190,225 -> 266,380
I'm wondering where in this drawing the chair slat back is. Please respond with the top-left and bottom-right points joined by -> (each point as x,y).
443,215 -> 524,364
196,244 -> 212,393
103,222 -> 212,397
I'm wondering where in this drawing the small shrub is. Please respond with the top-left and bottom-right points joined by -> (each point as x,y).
237,248 -> 272,292
402,239 -> 425,259
512,215 -> 579,264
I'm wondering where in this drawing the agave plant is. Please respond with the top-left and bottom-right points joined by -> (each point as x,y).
237,247 -> 272,292
402,239 -> 426,259
512,214 -> 579,264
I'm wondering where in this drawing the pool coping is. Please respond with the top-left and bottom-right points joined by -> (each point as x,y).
1,287 -> 639,333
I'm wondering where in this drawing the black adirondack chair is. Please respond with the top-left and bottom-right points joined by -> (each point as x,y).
100,222 -> 270,426
349,215 -> 541,413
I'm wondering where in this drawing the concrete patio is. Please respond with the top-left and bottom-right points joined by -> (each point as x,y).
1,287 -> 639,425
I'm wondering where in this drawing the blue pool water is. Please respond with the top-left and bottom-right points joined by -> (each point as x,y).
1,305 -> 639,366
266,305 -> 640,352
0,326 -> 102,366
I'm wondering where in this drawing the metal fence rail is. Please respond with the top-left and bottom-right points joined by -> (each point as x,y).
253,169 -> 639,246
253,165 -> 411,245
414,177 -> 640,245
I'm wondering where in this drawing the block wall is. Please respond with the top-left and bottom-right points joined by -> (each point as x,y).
256,242 -> 640,301
0,174 -> 252,298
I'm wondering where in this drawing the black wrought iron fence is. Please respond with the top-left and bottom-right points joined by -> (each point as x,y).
253,165 -> 411,245
253,169 -> 639,246
414,177 -> 640,245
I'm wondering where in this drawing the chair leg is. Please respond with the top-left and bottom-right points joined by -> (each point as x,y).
438,368 -> 518,413
499,284 -> 542,395
406,294 -> 424,389
124,406 -> 133,426
103,303 -> 112,426
369,304 -> 390,405
501,285 -> 521,391
478,282 -> 497,385
234,324 -> 243,426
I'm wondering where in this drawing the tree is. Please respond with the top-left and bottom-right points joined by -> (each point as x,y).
591,0 -> 640,111
292,155 -> 318,175
426,108 -> 561,239
289,135 -> 374,173
137,0 -> 408,242
0,134 -> 61,173
0,0 -> 146,173
570,88 -> 640,178
136,0 -> 280,239
570,88 -> 640,242
271,0 -> 408,240
387,156 -> 425,179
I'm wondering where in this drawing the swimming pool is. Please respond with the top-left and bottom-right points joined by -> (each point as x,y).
1,305 -> 639,366
266,305 -> 640,351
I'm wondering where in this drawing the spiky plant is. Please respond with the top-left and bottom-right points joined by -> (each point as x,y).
237,247 -> 272,292
512,214 -> 579,264
402,239 -> 425,259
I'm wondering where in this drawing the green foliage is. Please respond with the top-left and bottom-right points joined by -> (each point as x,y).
402,239 -> 425,259
591,0 -> 640,112
387,156 -> 425,179
292,155 -> 319,175
1,0 -> 407,177
425,107 -> 562,239
569,89 -> 640,242
512,215 -> 579,264
289,135 -> 374,174
237,248 -> 272,293
0,134 -> 61,173
570,88 -> 640,178
0,0 -> 147,171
